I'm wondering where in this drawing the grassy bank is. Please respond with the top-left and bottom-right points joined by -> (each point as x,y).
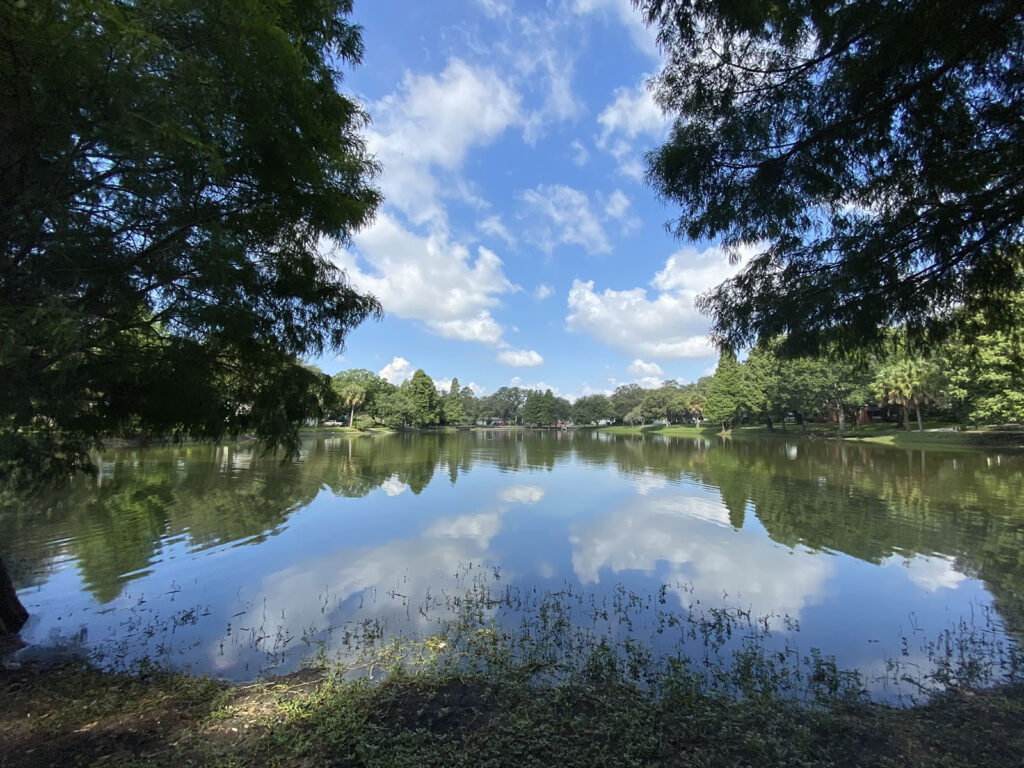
4,579 -> 1022,767
298,425 -> 393,437
599,422 -> 1024,451
3,659 -> 1023,768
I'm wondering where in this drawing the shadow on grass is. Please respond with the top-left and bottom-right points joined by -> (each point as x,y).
3,660 -> 1024,768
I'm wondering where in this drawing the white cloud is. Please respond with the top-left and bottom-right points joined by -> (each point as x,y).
521,184 -> 611,254
566,244 -> 755,359
628,359 -> 663,378
533,283 -> 554,301
519,380 -> 560,394
522,57 -> 579,145
618,158 -> 646,182
333,213 -> 518,344
478,214 -> 516,246
578,382 -> 616,397
570,139 -> 590,166
496,14 -> 582,145
466,381 -> 486,396
604,189 -> 631,219
497,348 -> 545,367
603,188 -> 641,233
631,472 -> 667,496
434,378 -> 454,394
380,475 -> 408,497
430,315 -> 506,344
573,0 -> 659,59
328,59 -> 532,352
367,58 -> 522,228
475,0 -> 511,18
379,356 -> 414,385
498,485 -> 546,504
566,279 -> 715,358
887,555 -> 968,593
425,511 -> 504,547
598,82 -> 667,145
627,360 -> 664,388
240,505 -> 512,671
596,80 -> 669,180
570,493 -> 833,621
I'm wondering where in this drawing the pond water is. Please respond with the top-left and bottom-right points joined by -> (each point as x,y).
3,431 -> 1023,699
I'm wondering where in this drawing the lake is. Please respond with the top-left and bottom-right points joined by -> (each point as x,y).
3,430 -> 1023,699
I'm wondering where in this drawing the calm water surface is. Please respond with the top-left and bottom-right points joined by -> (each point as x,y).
3,431 -> 1023,697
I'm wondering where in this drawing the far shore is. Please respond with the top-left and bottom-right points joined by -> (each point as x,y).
596,422 -> 1024,451
96,421 -> 1024,453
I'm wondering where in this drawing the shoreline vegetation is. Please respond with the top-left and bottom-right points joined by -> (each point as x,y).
4,567 -> 1024,767
595,422 -> 1024,451
2,656 -> 1023,767
102,421 -> 1024,453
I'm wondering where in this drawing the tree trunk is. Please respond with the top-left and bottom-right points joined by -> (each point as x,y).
915,403 -> 924,432
0,559 -> 28,635
765,414 -> 774,432
901,404 -> 911,431
837,406 -> 846,435
349,403 -> 356,427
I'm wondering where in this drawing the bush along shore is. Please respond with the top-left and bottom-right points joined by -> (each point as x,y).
3,580 -> 1024,767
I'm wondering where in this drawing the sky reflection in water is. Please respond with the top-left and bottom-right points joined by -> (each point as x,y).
4,431 -> 1022,697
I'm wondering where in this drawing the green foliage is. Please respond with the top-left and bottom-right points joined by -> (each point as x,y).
1,0 -> 382,485
610,384 -> 645,422
375,389 -> 418,430
638,386 -> 688,423
336,385 -> 366,427
705,349 -> 743,429
406,370 -> 440,428
521,389 -> 569,426
640,0 -> 1024,353
351,414 -> 376,430
740,340 -> 783,429
332,369 -> 385,422
458,385 -> 479,424
946,293 -> 1024,425
572,394 -> 614,425
441,378 -> 466,425
478,387 -> 527,424
873,354 -> 943,431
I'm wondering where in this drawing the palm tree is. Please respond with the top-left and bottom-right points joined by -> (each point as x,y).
338,384 -> 367,427
873,358 -> 940,431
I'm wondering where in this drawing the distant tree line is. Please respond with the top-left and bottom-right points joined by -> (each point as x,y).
333,293 -> 1024,433
697,295 -> 1024,433
329,369 -> 575,429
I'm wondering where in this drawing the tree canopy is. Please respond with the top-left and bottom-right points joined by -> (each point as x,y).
704,349 -> 742,430
638,0 -> 1024,353
1,0 -> 381,485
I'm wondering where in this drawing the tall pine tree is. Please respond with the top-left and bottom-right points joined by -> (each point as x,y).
705,349 -> 743,431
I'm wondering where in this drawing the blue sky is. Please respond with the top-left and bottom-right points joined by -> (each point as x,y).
313,0 -> 746,399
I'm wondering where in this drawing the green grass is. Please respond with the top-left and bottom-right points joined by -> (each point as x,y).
298,425 -> 393,436
3,658 -> 1023,767
599,422 -> 1024,451
4,578 -> 1023,767
598,424 -> 714,438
